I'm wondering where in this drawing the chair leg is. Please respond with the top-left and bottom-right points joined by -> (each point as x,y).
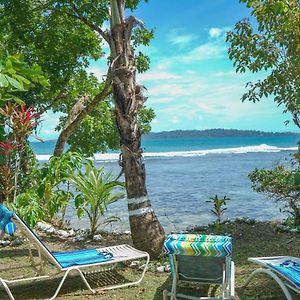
49,268 -> 96,300
230,261 -> 235,299
0,278 -> 15,300
243,268 -> 293,300
163,289 -> 169,300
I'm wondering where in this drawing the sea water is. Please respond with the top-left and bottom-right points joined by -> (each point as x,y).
32,135 -> 299,233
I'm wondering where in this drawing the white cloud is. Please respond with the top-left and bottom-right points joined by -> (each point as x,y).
169,33 -> 197,46
209,27 -> 222,38
181,42 -> 226,62
208,26 -> 231,39
150,84 -> 193,97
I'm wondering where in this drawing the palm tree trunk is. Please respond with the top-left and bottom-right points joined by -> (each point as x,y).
108,5 -> 165,257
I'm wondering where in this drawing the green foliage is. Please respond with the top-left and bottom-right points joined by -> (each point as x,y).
227,0 -> 300,120
14,152 -> 83,227
135,52 -> 151,73
139,106 -> 155,134
67,102 -> 119,156
0,53 -> 49,106
68,160 -> 125,237
206,195 -> 230,226
132,28 -> 154,48
12,192 -> 45,228
249,162 -> 300,226
0,1 -> 155,157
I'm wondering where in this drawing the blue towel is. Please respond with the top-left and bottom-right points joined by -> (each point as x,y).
0,204 -> 16,235
53,248 -> 113,268
267,260 -> 300,289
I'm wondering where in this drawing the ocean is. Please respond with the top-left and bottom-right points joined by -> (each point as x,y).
32,135 -> 299,233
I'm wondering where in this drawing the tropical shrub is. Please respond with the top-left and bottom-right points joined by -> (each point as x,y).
68,160 -> 125,238
207,195 -> 230,226
14,152 -> 83,227
249,163 -> 300,227
0,103 -> 40,202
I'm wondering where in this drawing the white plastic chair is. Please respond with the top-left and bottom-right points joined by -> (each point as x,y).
0,214 -> 150,300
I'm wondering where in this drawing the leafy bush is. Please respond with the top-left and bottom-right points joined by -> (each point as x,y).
68,160 -> 125,238
13,152 -> 83,227
249,163 -> 300,227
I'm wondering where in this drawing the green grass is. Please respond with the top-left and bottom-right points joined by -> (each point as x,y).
0,221 -> 299,299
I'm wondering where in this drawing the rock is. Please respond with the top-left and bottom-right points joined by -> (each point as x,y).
45,227 -> 55,234
56,230 -> 69,238
68,229 -> 76,237
129,261 -> 140,269
11,238 -> 22,246
165,265 -> 171,272
0,240 -> 10,246
124,230 -> 131,235
73,235 -> 87,242
37,222 -> 53,232
156,266 -> 165,273
186,225 -> 195,231
93,234 -> 102,241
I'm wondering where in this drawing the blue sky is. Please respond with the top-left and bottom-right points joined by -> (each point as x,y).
39,0 -> 298,139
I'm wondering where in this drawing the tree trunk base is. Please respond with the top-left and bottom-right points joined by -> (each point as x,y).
129,211 -> 165,258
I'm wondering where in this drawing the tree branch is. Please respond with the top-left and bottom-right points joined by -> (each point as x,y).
53,76 -> 112,156
48,2 -> 110,43
125,16 -> 145,40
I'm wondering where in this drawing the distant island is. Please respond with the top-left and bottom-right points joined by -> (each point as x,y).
143,129 -> 300,139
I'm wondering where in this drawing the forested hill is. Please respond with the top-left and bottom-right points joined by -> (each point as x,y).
144,129 -> 300,139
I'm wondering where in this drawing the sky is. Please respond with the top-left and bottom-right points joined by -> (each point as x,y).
39,0 -> 298,139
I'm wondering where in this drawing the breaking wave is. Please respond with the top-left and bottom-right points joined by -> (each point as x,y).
36,144 -> 297,161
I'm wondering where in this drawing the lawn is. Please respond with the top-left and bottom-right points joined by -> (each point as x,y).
0,221 -> 299,299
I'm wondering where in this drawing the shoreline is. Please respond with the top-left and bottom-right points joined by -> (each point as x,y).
34,217 -> 294,241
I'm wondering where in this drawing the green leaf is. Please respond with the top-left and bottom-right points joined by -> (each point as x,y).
0,74 -> 9,87
13,74 -> 31,85
5,75 -> 24,90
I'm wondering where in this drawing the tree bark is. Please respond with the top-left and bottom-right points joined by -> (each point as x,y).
108,7 -> 165,257
53,80 -> 111,156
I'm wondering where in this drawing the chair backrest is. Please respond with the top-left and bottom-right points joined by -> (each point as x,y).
163,234 -> 232,284
13,214 -> 62,269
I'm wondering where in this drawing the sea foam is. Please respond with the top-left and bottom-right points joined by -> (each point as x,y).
36,144 -> 297,161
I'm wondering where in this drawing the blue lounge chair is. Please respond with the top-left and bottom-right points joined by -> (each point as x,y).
244,256 -> 300,300
0,205 -> 150,300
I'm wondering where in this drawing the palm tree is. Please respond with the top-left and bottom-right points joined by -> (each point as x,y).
107,0 -> 165,258
68,160 -> 125,238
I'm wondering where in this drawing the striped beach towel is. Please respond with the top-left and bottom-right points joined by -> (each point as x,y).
268,260 -> 300,289
53,248 -> 113,268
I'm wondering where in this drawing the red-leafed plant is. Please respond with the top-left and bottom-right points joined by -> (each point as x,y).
0,103 -> 41,202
